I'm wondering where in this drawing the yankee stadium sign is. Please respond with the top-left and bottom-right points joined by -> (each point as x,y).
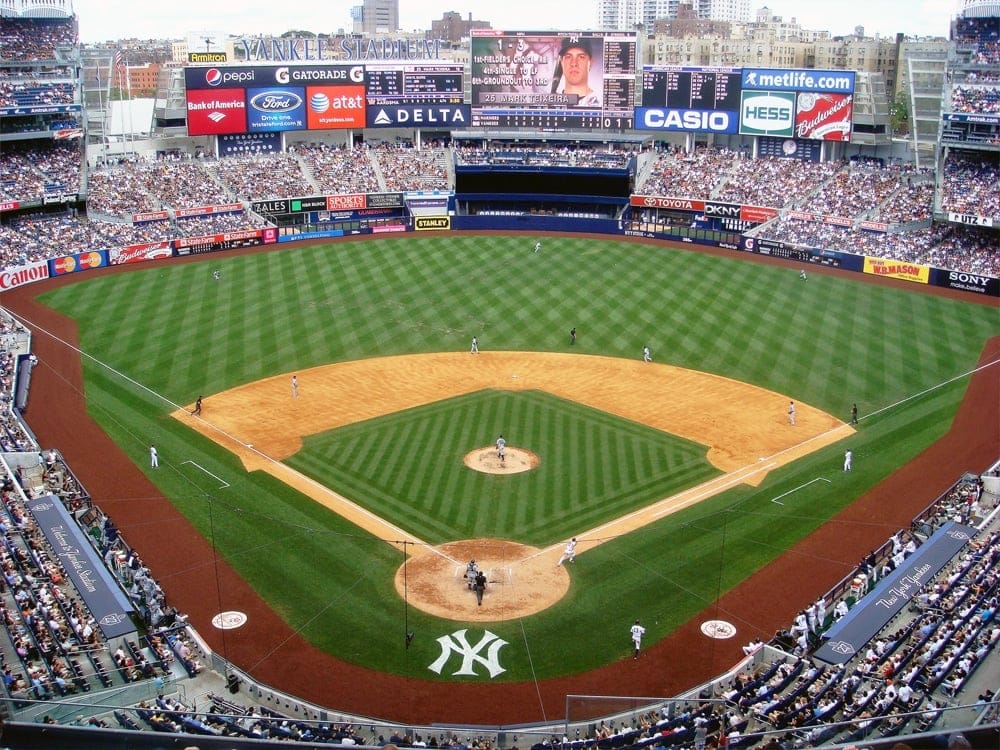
240,35 -> 446,61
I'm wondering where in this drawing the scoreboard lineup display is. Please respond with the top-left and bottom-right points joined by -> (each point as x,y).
365,64 -> 464,106
469,30 -> 637,130
641,68 -> 741,111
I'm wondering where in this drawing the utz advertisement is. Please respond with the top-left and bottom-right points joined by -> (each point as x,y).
795,92 -> 853,141
470,32 -> 606,109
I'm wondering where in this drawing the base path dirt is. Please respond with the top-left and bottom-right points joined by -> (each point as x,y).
172,351 -> 851,621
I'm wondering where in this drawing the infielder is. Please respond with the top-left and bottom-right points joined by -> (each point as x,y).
642,345 -> 651,363
292,375 -> 299,398
630,619 -> 646,658
149,444 -> 158,468
788,401 -> 796,425
470,336 -> 479,353
844,449 -> 853,472
557,537 -> 577,566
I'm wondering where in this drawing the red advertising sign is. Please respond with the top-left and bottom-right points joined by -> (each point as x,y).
740,205 -> 779,223
175,203 -> 244,218
0,200 -> 21,213
132,210 -> 170,223
262,227 -> 278,244
629,195 -> 706,211
795,92 -> 853,141
305,86 -> 365,129
186,88 -> 247,136
0,261 -> 49,290
110,242 -> 173,265
326,194 -> 366,211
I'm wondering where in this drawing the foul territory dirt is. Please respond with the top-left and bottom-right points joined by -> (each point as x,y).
3,240 -> 997,726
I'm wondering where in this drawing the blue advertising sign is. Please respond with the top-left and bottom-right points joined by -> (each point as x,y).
27,495 -> 137,639
246,87 -> 307,131
366,103 -> 470,128
741,68 -> 855,94
635,107 -> 738,133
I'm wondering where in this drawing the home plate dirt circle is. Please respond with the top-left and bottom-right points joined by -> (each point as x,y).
394,539 -> 569,622
463,446 -> 539,475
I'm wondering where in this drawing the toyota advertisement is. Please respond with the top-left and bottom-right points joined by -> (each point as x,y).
184,65 -> 366,136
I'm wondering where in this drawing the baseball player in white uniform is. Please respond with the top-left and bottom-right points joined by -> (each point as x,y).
496,434 -> 506,463
642,346 -> 651,363
557,537 -> 577,566
788,401 -> 796,425
470,336 -> 479,353
630,620 -> 646,658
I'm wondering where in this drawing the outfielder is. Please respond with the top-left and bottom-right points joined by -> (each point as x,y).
470,336 -> 479,353
630,619 -> 646,658
642,345 -> 651,363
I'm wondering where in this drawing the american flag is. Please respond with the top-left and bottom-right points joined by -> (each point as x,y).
112,49 -> 124,71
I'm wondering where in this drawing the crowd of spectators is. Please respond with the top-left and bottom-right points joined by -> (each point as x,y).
292,143 -> 382,195
0,80 -> 75,109
454,142 -> 634,171
755,218 -> 1000,276
0,141 -> 81,203
638,148 -> 738,198
0,17 -> 77,62
950,85 -> 1000,114
797,164 -> 905,220
940,153 -> 1000,220
211,152 -> 315,202
86,157 -> 233,219
371,143 -> 450,192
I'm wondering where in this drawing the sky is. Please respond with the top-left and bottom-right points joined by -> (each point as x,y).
70,0 -> 961,44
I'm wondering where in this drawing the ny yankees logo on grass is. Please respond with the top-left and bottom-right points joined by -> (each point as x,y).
428,629 -> 509,677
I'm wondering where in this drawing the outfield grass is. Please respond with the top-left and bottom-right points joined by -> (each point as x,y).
37,235 -> 999,680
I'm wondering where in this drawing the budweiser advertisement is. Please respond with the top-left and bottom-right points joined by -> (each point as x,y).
795,92 -> 853,141
109,242 -> 174,265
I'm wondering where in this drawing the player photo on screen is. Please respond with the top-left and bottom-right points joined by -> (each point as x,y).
471,32 -> 604,109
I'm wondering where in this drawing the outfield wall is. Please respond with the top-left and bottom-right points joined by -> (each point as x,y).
0,216 -> 996,298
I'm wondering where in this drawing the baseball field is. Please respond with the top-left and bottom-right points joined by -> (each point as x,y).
11,232 -> 999,724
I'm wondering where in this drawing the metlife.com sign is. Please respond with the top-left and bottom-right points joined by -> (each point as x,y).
741,68 -> 855,94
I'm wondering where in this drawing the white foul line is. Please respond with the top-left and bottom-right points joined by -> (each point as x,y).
770,476 -> 831,505
182,460 -> 230,489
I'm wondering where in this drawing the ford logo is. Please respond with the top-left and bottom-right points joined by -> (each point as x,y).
249,91 -> 302,113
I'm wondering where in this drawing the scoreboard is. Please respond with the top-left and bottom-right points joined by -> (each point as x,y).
641,67 -> 741,111
470,30 -> 637,131
365,63 -> 464,106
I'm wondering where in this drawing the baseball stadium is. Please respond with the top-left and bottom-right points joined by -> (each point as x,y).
0,2 -> 998,749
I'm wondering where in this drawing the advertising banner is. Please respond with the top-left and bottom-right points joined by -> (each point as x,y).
739,91 -> 795,137
629,195 -> 706,211
246,87 -> 307,132
795,92 -> 853,141
947,212 -> 994,228
305,85 -> 366,129
175,203 -> 243,218
132,210 -> 170,224
49,251 -> 107,276
415,216 -> 451,230
635,107 -> 738,133
0,261 -> 50,290
366,103 -> 470,128
637,67 -> 741,133
863,256 -> 930,284
0,200 -> 19,212
186,88 -> 247,135
741,68 -> 856,94
109,242 -> 173,265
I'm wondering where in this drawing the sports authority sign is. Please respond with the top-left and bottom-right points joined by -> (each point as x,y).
739,91 -> 795,137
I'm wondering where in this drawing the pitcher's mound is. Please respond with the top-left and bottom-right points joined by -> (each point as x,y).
394,539 -> 569,621
463,446 -> 539,475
